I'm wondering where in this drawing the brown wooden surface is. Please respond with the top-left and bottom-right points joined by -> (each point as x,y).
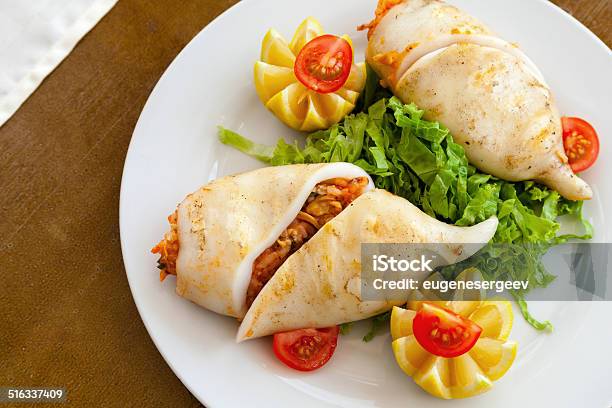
0,0 -> 609,406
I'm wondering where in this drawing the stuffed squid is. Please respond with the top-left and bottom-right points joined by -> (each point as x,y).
362,0 -> 592,201
152,164 -> 498,340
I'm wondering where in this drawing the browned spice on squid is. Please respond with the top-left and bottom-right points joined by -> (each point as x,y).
357,0 -> 403,39
151,211 -> 179,281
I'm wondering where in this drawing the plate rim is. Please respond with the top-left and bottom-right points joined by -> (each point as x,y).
118,2 -> 249,406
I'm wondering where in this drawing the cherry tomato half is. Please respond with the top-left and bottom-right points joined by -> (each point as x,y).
294,35 -> 352,94
562,117 -> 599,173
412,303 -> 482,358
272,326 -> 339,371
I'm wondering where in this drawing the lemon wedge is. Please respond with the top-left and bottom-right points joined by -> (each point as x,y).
391,301 -> 516,399
469,338 -> 517,381
254,18 -> 366,131
288,17 -> 324,55
447,300 -> 481,318
390,306 -> 416,340
265,83 -> 309,130
413,357 -> 453,399
449,354 -> 494,398
301,94 -> 330,132
343,62 -> 367,92
392,335 -> 430,377
254,62 -> 296,103
260,29 -> 295,68
469,300 -> 514,341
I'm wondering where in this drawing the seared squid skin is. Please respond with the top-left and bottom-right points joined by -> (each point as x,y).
365,0 -> 592,201
170,163 -> 373,319
396,43 -> 592,201
366,0 -> 493,88
237,189 -> 498,341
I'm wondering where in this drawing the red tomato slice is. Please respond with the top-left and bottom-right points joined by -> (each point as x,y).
272,326 -> 339,371
412,303 -> 482,358
562,117 -> 599,173
294,35 -> 352,94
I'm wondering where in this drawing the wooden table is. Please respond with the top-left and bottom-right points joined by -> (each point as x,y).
0,1 -> 609,406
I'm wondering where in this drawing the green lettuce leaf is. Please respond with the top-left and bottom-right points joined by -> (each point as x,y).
218,127 -> 274,163
363,311 -> 391,342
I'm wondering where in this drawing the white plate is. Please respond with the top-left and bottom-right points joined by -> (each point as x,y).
119,0 -> 612,406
